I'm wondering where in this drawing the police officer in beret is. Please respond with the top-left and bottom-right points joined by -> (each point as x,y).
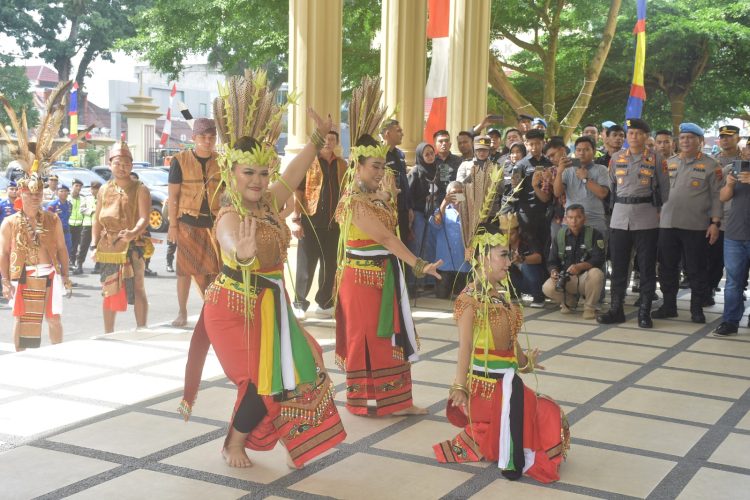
598,118 -> 670,328
651,123 -> 722,323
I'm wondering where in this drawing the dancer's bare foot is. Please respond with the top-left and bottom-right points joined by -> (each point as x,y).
171,312 -> 188,327
222,445 -> 253,468
393,405 -> 429,416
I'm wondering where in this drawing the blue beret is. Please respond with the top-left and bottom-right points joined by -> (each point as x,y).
679,122 -> 704,137
532,117 -> 548,128
602,120 -> 616,129
58,184 -> 70,191
8,180 -> 16,187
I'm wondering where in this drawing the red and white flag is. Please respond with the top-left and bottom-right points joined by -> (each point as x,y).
160,83 -> 177,146
424,0 -> 450,142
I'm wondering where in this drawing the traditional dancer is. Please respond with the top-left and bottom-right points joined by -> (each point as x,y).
0,81 -> 85,349
92,142 -> 151,333
433,173 -> 569,482
334,76 -> 442,417
180,69 -> 345,469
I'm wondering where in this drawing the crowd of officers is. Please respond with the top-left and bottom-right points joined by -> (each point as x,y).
291,112 -> 750,339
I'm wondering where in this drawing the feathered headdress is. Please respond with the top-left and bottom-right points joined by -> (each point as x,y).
213,68 -> 296,214
348,76 -> 390,162
214,69 -> 295,171
458,164 -> 507,261
0,80 -> 93,192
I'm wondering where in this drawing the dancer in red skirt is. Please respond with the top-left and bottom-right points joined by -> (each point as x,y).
334,77 -> 443,417
433,191 -> 570,481
180,70 -> 345,469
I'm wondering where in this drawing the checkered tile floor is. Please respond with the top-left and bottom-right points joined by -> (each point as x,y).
2,291 -> 750,499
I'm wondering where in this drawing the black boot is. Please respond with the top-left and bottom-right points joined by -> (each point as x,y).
690,294 -> 706,323
652,293 -> 678,319
638,294 -> 653,328
597,291 -> 625,324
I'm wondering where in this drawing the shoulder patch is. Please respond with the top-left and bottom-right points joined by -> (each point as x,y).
715,167 -> 723,181
597,239 -> 605,249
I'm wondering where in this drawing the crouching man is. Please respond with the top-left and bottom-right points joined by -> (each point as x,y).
543,204 -> 605,319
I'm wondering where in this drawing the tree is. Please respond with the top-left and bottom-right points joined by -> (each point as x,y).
1,0 -> 150,90
0,65 -> 39,129
509,0 -> 750,134
121,0 -> 381,98
488,0 -> 622,140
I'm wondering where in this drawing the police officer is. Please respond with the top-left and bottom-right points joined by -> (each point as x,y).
456,135 -> 492,184
652,123 -> 722,323
598,118 -> 669,328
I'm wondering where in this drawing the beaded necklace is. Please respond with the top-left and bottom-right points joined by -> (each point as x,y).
16,210 -> 46,264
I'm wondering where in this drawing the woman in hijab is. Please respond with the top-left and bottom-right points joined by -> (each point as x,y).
407,142 -> 440,290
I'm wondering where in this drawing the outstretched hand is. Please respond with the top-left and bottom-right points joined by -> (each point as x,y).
526,348 -> 545,371
423,259 -> 444,280
235,216 -> 258,262
307,107 -> 334,138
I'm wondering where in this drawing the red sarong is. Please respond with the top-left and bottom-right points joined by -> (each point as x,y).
335,265 -> 413,416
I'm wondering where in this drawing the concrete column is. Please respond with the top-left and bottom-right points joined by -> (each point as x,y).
380,0 -> 427,165
446,0 -> 490,145
285,0 -> 343,157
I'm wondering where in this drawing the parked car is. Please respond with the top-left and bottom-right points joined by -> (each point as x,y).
91,165 -> 112,181
132,167 -> 170,233
50,167 -> 107,196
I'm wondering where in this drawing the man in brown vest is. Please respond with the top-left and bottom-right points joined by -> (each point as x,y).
167,118 -> 222,326
290,130 -> 348,319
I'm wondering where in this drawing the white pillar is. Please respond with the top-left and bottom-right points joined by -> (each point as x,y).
380,0 -> 427,165
285,0 -> 343,157
446,0 -> 490,144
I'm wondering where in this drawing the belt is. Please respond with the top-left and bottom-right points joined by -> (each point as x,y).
345,252 -> 387,263
615,195 -> 651,204
220,265 -> 275,290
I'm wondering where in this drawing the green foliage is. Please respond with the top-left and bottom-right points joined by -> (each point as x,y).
505,0 -> 750,132
121,0 -> 380,98
0,65 -> 39,128
82,146 -> 104,168
1,0 -> 150,89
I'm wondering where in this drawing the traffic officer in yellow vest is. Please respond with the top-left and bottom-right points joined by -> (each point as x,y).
597,118 -> 669,328
651,123 -> 722,324
166,118 -> 223,327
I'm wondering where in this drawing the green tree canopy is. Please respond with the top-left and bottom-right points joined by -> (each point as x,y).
488,0 -> 623,140
0,65 -> 39,129
0,0 -> 149,90
505,0 -> 750,134
121,0 -> 380,99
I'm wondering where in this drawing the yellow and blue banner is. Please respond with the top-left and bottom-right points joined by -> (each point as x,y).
625,0 -> 647,119
69,82 -> 79,165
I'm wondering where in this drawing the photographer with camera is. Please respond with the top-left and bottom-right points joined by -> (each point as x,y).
713,142 -> 750,336
543,204 -> 605,319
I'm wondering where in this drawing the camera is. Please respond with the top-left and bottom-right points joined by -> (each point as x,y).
571,158 -> 581,168
555,270 -> 571,292
731,160 -> 750,177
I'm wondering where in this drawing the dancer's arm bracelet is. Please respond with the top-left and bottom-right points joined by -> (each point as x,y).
449,383 -> 469,397
231,247 -> 256,267
518,357 -> 534,374
413,258 -> 428,278
310,130 -> 326,151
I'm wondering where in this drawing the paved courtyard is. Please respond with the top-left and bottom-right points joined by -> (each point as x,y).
2,290 -> 750,499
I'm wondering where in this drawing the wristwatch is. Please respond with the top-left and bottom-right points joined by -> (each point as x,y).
710,221 -> 721,228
